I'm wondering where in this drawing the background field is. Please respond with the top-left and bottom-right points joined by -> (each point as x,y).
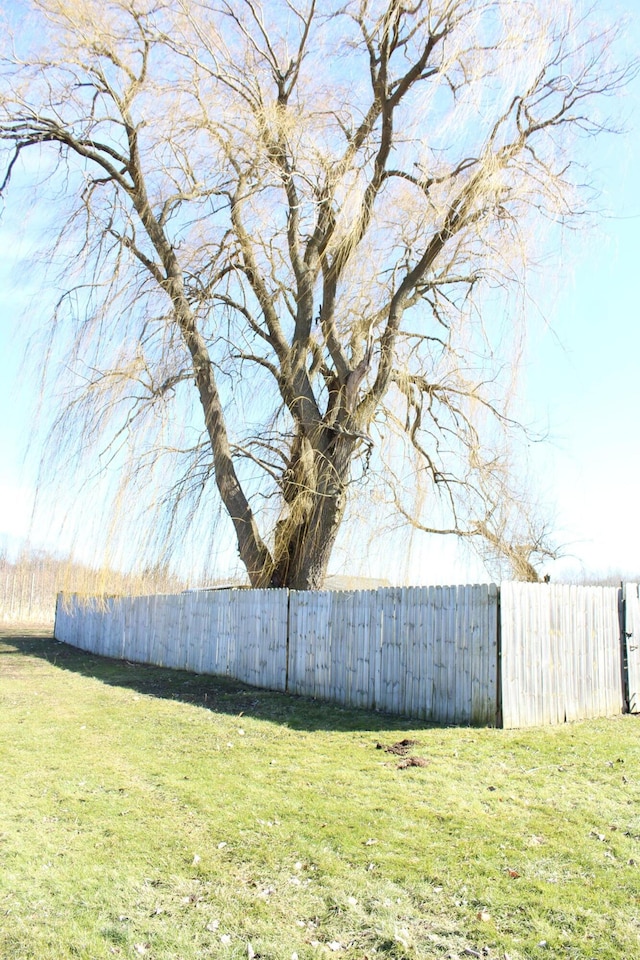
1,625 -> 639,959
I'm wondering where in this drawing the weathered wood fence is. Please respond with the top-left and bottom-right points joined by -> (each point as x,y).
54,582 -> 640,729
500,583 -> 624,727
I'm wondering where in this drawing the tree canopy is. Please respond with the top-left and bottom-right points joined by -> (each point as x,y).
0,0 -> 631,587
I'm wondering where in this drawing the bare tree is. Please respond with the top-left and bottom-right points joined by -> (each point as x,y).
0,0 -> 631,588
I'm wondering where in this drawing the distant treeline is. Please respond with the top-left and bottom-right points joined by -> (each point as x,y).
0,549 -> 186,623
3,546 -> 637,626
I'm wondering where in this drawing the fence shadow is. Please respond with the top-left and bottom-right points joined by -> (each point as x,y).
0,627 -> 443,734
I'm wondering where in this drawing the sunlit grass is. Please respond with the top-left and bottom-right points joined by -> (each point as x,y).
1,625 -> 639,959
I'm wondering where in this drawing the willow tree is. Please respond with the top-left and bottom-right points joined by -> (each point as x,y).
0,0 -> 629,587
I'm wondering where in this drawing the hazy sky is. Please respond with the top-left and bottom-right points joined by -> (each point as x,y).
0,1 -> 639,585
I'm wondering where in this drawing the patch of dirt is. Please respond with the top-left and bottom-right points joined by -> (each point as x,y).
396,756 -> 430,769
375,738 -> 430,769
375,738 -> 419,755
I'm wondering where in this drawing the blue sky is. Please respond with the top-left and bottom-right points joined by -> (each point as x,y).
0,1 -> 639,584
517,104 -> 640,580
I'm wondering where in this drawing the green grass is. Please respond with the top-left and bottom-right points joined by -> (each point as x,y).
1,625 -> 639,960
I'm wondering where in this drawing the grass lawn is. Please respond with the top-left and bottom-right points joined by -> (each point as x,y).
1,625 -> 639,960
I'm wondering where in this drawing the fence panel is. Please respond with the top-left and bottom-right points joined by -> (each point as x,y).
54,589 -> 289,693
500,583 -> 623,728
230,590 -> 288,690
288,590 -> 376,706
55,594 -> 101,650
285,585 -> 498,724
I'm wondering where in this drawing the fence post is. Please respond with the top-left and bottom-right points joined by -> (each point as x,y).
619,583 -> 629,714
285,588 -> 291,693
622,582 -> 640,714
53,591 -> 61,639
495,584 -> 503,728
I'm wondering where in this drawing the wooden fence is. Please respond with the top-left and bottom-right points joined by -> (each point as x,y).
55,585 -> 499,725
54,582 -> 640,729
500,583 -> 624,728
54,590 -> 289,693
288,585 -> 498,724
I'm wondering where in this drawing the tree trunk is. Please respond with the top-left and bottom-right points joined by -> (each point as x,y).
272,430 -> 357,589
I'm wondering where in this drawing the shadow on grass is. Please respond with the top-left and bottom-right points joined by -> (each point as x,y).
0,625 -> 440,734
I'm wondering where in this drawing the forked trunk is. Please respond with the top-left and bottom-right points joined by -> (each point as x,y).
274,488 -> 348,589
271,433 -> 356,589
